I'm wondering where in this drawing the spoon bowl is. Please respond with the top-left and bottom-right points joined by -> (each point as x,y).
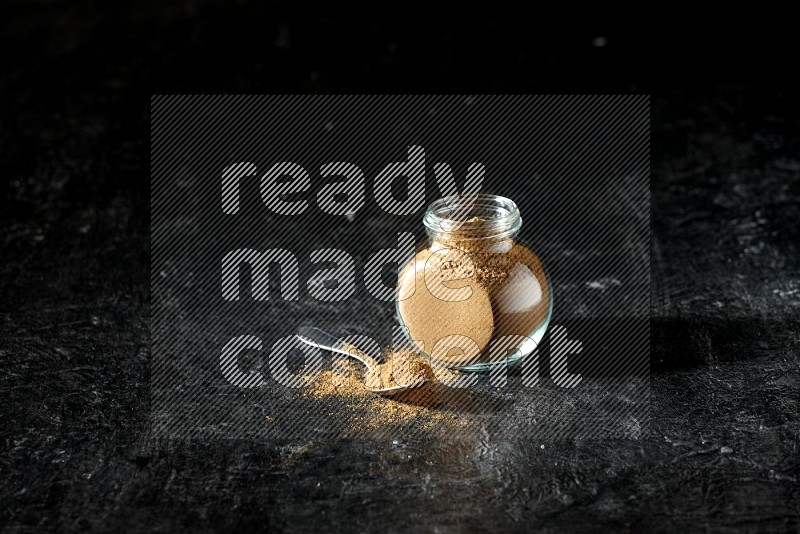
295,326 -> 430,395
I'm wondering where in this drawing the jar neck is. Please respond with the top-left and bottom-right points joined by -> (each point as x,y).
423,194 -> 522,250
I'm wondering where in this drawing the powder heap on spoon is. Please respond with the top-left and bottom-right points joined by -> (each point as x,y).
301,347 -> 469,431
362,348 -> 436,390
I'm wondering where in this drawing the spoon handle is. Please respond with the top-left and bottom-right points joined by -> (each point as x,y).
295,326 -> 376,371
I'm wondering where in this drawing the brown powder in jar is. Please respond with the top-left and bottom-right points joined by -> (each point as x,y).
397,220 -> 550,366
458,240 -> 549,342
397,246 -> 495,366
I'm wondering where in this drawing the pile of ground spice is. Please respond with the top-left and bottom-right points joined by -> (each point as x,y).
301,346 -> 470,432
363,348 -> 435,390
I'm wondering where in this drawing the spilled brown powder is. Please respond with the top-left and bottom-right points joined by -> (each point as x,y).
302,347 -> 470,431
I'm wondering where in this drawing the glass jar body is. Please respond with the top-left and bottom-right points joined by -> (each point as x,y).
395,197 -> 552,372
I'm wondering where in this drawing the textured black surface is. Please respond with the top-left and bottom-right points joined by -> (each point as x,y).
1,6 -> 799,532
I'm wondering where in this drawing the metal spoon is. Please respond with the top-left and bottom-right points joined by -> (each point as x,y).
295,326 -> 429,395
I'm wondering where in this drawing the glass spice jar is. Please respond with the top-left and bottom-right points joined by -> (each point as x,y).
396,194 -> 552,372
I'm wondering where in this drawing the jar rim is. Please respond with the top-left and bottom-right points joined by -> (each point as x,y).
423,193 -> 522,240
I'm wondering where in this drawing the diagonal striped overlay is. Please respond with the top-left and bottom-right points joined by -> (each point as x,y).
151,95 -> 649,442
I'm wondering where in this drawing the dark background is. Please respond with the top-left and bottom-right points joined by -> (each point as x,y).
1,3 -> 798,531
